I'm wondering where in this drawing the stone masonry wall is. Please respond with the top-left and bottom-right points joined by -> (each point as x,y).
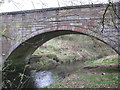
0,3 -> 119,61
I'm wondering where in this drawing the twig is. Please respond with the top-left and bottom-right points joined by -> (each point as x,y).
31,1 -> 35,9
101,2 -> 119,33
101,4 -> 110,33
110,2 -> 120,19
111,14 -> 119,32
2,35 -> 15,40
57,0 -> 60,8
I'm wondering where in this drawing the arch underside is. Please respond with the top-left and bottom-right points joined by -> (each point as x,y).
6,28 -> 119,66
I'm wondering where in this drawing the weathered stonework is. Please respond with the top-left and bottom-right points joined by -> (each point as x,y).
0,3 -> 119,65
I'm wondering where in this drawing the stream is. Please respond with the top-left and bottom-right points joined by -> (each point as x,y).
4,59 -> 83,89
27,61 -> 83,88
31,71 -> 55,88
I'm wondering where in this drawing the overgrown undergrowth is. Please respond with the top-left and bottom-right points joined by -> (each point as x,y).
32,34 -> 119,88
3,34 -> 119,89
48,55 -> 119,88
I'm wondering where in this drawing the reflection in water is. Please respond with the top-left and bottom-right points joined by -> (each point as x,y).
31,71 -> 55,88
30,62 -> 82,88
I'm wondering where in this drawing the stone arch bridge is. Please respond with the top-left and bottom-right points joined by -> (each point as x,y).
0,3 -> 119,66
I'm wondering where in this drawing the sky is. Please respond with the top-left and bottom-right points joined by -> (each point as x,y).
0,0 -> 119,13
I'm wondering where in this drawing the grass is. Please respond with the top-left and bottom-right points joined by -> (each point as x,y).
4,34 -> 119,89
84,55 -> 118,66
32,34 -> 119,88
47,52 -> 118,88
48,56 -> 119,88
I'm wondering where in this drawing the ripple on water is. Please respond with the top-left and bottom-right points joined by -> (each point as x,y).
31,71 -> 55,88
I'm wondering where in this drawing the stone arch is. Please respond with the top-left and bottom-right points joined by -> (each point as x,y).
6,25 -> 119,66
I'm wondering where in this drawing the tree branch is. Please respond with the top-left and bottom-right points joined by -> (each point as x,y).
2,35 -> 15,40
101,4 -> 110,33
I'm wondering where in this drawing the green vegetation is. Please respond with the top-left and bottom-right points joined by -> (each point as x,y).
48,55 -> 119,88
33,34 -> 119,88
84,55 -> 118,65
33,34 -> 117,68
3,34 -> 119,89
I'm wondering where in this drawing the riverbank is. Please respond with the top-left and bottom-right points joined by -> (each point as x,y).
47,54 -> 119,88
3,34 -> 119,89
30,34 -> 119,88
31,34 -> 117,71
